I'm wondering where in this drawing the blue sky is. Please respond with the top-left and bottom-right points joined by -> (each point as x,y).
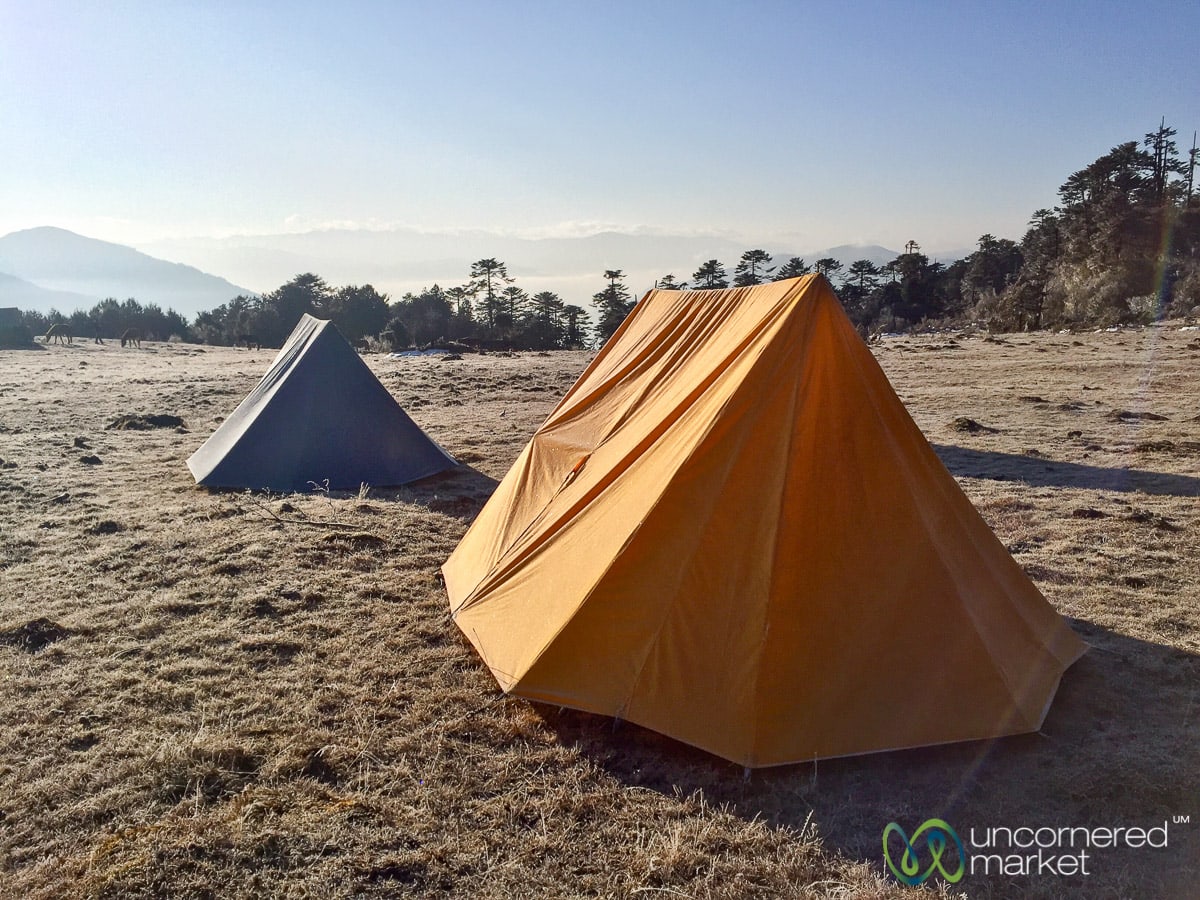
2,0 -> 1198,254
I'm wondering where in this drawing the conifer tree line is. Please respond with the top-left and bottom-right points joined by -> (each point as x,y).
16,122 -> 1197,347
649,121 -> 1199,337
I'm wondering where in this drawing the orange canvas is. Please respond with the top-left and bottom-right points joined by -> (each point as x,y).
443,275 -> 1085,767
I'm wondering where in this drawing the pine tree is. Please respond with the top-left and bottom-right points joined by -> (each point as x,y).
733,249 -> 775,286
773,257 -> 811,280
691,259 -> 728,288
469,259 -> 513,331
593,269 -> 634,343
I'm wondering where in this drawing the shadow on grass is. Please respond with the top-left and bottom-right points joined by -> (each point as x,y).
370,463 -> 499,521
195,464 -> 498,521
934,443 -> 1200,497
0,341 -> 46,351
534,621 -> 1200,898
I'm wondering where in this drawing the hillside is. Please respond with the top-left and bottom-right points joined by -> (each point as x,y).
0,227 -> 255,317
0,271 -> 97,315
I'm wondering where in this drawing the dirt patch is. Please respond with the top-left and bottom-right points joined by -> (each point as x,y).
159,744 -> 262,804
319,531 -> 386,549
1108,409 -> 1169,422
1134,440 -> 1200,455
106,413 -> 186,430
950,416 -> 999,433
1126,509 -> 1184,531
1,617 -> 72,652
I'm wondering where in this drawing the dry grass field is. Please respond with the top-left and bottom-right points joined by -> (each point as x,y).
2,324 -> 1198,898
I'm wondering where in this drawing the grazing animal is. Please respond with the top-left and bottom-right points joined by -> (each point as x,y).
44,324 -> 72,345
236,334 -> 261,350
120,329 -> 142,348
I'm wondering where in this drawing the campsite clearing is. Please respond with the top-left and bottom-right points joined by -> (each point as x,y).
1,327 -> 1198,898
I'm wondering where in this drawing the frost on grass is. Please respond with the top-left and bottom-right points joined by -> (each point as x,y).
0,332 -> 1198,898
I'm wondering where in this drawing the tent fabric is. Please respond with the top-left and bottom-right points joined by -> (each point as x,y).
443,275 -> 1085,768
188,315 -> 456,492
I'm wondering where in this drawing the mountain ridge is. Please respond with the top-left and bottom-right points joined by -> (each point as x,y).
140,228 -> 927,302
0,270 -> 99,313
0,227 -> 256,316
1,225 -> 970,316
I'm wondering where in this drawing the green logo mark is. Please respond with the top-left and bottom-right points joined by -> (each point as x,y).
883,819 -> 966,885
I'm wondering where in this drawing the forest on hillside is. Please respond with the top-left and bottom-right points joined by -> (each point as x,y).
10,122 -> 1197,350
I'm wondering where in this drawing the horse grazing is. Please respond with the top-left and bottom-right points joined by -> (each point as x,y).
236,334 -> 261,350
44,324 -> 73,345
120,329 -> 143,348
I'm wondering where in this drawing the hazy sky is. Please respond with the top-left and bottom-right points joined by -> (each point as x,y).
3,0 -> 1198,253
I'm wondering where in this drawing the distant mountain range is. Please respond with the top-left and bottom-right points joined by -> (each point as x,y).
0,270 -> 97,312
1,225 -> 971,319
141,228 -> 945,305
0,227 -> 255,317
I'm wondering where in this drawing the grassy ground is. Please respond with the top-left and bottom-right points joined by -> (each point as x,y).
1,325 -> 1198,898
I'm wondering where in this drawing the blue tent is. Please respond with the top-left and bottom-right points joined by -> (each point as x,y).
188,315 -> 456,491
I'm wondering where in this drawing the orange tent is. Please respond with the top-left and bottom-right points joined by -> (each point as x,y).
443,275 -> 1085,767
